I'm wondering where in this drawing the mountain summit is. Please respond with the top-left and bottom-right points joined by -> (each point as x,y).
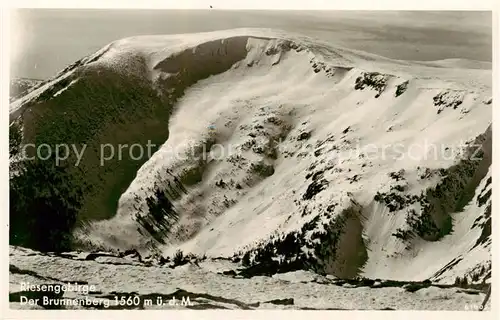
10,29 -> 491,287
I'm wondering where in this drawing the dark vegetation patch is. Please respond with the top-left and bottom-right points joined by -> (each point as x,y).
472,202 -> 491,249
9,121 -> 23,157
308,59 -> 353,80
374,192 -> 423,213
238,231 -> 312,278
454,263 -> 491,287
297,131 -> 311,141
475,214 -> 491,249
9,154 -> 85,252
179,165 -> 205,187
20,66 -> 171,223
417,167 -> 446,180
476,177 -> 491,207
432,257 -> 464,280
237,203 -> 367,279
250,161 -> 275,178
329,277 -> 488,292
388,169 -> 405,181
36,76 -> 75,102
128,166 -> 194,247
347,174 -> 361,184
383,129 -> 491,243
302,178 -> 328,200
375,170 -> 420,213
134,187 -> 180,245
477,189 -> 491,208
264,298 -> 294,306
453,127 -> 491,211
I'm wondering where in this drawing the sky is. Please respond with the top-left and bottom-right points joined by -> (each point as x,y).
10,10 -> 492,79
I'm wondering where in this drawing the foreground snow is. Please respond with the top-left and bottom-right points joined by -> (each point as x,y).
9,246 -> 490,310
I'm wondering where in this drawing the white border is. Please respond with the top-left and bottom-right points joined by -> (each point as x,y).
1,1 -> 498,320
4,0 -> 499,10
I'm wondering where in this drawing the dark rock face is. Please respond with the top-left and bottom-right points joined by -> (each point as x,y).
433,91 -> 465,114
354,72 -> 389,98
395,80 -> 409,97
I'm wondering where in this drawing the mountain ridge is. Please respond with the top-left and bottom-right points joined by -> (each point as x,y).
9,29 -> 492,285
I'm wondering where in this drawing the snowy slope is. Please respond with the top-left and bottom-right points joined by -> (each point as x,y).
9,78 -> 43,102
10,29 -> 492,284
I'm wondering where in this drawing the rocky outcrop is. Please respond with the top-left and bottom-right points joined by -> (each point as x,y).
395,80 -> 409,97
433,90 -> 465,114
354,72 -> 391,98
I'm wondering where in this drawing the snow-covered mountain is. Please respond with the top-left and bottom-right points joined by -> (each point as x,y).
9,78 -> 44,102
9,29 -> 492,293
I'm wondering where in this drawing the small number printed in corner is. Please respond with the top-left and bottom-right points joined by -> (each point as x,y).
464,303 -> 484,311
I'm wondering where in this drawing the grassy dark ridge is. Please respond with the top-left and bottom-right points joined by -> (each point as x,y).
20,37 -> 252,229
21,65 -> 172,222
